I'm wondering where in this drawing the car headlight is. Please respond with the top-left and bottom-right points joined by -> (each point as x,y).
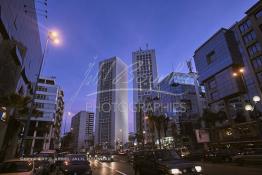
170,168 -> 182,175
195,166 -> 202,172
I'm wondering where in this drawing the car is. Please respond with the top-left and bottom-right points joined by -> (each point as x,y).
37,150 -> 56,172
133,149 -> 204,175
204,149 -> 237,163
61,154 -> 92,175
98,153 -> 114,162
232,148 -> 262,165
56,152 -> 69,170
0,158 -> 44,175
184,150 -> 206,161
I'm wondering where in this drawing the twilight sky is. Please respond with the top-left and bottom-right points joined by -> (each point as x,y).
37,0 -> 257,133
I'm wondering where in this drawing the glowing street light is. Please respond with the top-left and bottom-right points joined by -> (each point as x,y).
232,67 -> 245,77
232,67 -> 248,91
48,31 -> 60,45
253,96 -> 261,103
245,104 -> 253,111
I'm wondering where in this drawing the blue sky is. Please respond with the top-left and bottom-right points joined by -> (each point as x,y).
38,0 -> 258,132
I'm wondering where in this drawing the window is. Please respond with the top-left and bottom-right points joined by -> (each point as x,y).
252,56 -> 262,71
206,51 -> 216,64
255,9 -> 262,19
37,86 -> 47,92
243,30 -> 256,44
210,91 -> 219,101
239,20 -> 252,33
248,43 -> 262,56
208,79 -> 217,90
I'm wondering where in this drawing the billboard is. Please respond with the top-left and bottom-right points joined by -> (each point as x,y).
195,129 -> 210,143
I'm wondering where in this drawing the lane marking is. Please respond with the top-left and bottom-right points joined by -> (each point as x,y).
97,161 -> 127,175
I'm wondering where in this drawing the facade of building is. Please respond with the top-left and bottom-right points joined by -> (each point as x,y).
193,1 -> 262,146
25,77 -> 64,154
95,57 -> 128,149
71,111 -> 94,153
132,48 -> 158,133
231,1 -> 262,111
194,28 -> 246,119
0,0 -> 42,159
157,72 -> 206,148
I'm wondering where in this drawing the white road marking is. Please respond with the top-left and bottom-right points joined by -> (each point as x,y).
97,161 -> 127,175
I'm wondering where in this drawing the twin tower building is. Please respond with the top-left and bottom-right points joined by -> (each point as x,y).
95,48 -> 157,149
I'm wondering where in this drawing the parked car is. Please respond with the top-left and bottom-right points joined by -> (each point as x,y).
204,149 -> 237,163
61,154 -> 92,175
133,149 -> 204,175
184,150 -> 206,161
37,150 -> 56,171
0,158 -> 44,175
232,148 -> 262,165
56,152 -> 69,170
176,147 -> 190,158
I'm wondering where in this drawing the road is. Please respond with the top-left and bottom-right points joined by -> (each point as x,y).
89,155 -> 262,175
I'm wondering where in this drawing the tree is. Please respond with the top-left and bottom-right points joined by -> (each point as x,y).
61,132 -> 73,152
135,132 -> 144,146
0,93 -> 40,159
201,109 -> 218,128
216,111 -> 227,123
154,115 -> 165,149
170,122 -> 177,147
163,115 -> 170,137
147,114 -> 156,147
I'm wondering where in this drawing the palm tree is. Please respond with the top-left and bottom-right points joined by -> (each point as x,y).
154,115 -> 165,149
201,109 -> 225,142
170,122 -> 177,148
163,115 -> 170,137
201,109 -> 218,128
0,93 -> 40,159
147,114 -> 156,148
135,132 -> 144,147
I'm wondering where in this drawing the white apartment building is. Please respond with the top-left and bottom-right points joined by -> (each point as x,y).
95,57 -> 128,149
26,76 -> 64,154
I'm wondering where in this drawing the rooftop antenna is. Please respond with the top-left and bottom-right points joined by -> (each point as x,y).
186,59 -> 193,73
146,43 -> 149,50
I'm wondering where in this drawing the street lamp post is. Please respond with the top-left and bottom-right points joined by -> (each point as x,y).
232,67 -> 247,91
20,31 -> 60,155
245,95 -> 262,138
142,130 -> 146,145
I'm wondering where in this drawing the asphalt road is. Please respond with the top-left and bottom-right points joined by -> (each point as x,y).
89,155 -> 262,175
